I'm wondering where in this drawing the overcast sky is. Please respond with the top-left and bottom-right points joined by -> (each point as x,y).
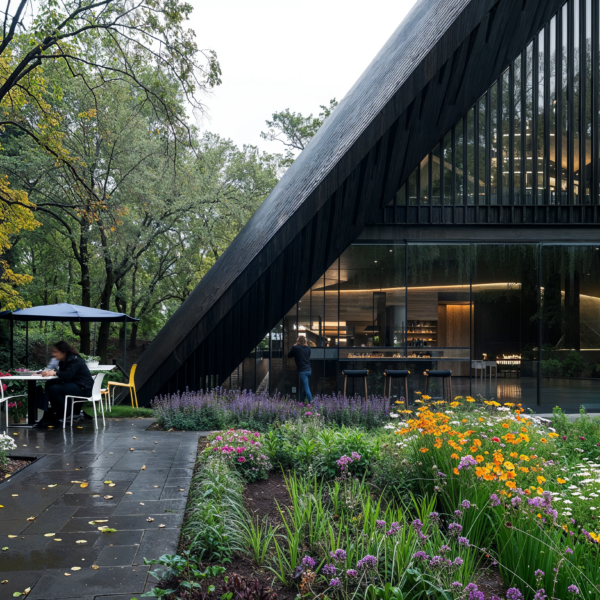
189,0 -> 419,154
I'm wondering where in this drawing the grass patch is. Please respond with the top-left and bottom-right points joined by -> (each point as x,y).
82,403 -> 153,418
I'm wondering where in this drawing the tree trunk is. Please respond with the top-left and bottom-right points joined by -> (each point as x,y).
97,227 -> 115,364
79,229 -> 91,354
115,277 -> 127,343
129,266 -> 138,349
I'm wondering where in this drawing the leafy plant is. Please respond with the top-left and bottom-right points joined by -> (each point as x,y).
541,359 -> 562,377
561,351 -> 586,378
0,433 -> 17,468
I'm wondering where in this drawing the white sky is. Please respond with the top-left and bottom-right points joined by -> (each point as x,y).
189,0 -> 419,154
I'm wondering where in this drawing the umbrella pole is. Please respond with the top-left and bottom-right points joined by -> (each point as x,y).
10,315 -> 13,369
25,322 -> 29,368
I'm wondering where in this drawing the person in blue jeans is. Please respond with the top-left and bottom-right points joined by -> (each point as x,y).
288,335 -> 312,402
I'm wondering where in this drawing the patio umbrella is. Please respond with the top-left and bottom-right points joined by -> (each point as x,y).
0,303 -> 139,372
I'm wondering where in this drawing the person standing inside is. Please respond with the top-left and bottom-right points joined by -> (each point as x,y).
288,335 -> 312,403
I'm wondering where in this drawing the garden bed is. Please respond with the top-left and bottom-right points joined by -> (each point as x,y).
0,455 -> 35,483
142,394 -> 600,600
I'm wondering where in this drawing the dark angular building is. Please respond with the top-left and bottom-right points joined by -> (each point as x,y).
136,0 -> 600,410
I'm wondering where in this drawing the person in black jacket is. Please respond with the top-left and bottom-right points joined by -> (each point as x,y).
38,341 -> 94,427
287,335 -> 312,403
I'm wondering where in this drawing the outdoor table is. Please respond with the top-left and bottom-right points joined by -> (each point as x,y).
0,375 -> 57,428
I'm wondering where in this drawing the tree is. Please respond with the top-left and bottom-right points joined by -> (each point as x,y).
260,99 -> 337,167
0,0 -> 221,308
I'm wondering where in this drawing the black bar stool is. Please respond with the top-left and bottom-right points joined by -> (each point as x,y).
383,369 -> 409,408
342,369 -> 369,399
424,370 -> 453,402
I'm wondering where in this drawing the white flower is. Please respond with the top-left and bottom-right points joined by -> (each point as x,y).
568,485 -> 579,490
591,507 -> 597,511
389,413 -> 400,418
563,500 -> 573,504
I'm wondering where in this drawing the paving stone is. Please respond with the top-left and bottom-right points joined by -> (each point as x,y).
0,570 -> 45,600
112,499 -> 186,516
134,528 -> 179,564
22,505 -> 78,534
95,544 -> 139,566
28,566 -> 150,598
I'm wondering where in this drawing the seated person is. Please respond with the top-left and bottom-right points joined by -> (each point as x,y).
37,341 -> 94,427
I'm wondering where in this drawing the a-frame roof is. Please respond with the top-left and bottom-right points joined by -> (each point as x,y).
135,0 -> 567,403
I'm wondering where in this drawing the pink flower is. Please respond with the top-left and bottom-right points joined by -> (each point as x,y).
215,436 -> 222,441
237,447 -> 245,453
238,457 -> 246,463
492,437 -> 500,443
254,432 -> 260,437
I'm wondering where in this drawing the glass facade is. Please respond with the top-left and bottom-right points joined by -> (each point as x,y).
383,0 -> 600,215
231,244 -> 600,411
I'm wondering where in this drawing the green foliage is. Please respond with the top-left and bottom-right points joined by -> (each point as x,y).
552,406 -> 600,460
184,457 -> 247,562
83,404 -> 153,419
541,359 -> 563,377
561,351 -> 586,378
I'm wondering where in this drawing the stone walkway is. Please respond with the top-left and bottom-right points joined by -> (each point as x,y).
0,418 -> 199,599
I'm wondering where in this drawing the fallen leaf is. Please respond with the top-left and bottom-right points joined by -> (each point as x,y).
12,433 -> 18,436
125,492 -> 133,495
2,547 -> 8,551
91,565 -> 99,570
146,517 -> 154,522
26,517 -> 35,521
108,483 -> 116,487
48,484 -> 57,488
88,520 -> 108,525
71,567 -> 81,571
103,480 -> 112,484
8,535 -> 17,539
141,465 -> 146,470
24,588 -> 30,595
154,441 -> 158,444
53,538 -> 62,541
11,494 -> 18,497
64,573 -> 71,577
70,481 -> 82,484
77,426 -> 83,429
43,533 -> 55,537
158,524 -> 166,528
75,540 -> 87,544
1,580 -> 7,584
104,495 -> 114,499
47,426 -> 54,428
12,593 -> 21,597
179,489 -> 185,492
133,436 -> 137,439
92,495 -> 100,498
139,502 -> 145,506
129,448 -> 134,451
98,526 -> 117,533
80,483 -> 88,488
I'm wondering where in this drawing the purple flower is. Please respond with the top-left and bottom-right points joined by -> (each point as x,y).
440,544 -> 450,554
448,522 -> 463,536
411,518 -> 423,532
386,522 -> 401,536
351,451 -> 361,461
322,563 -> 337,576
534,590 -> 548,600
376,520 -> 386,529
458,536 -> 470,547
451,582 -> 463,588
465,584 -> 485,600
506,589 -> 524,600
329,549 -> 347,562
428,511 -> 440,523
458,455 -> 477,470
490,493 -> 501,507
346,569 -> 358,578
453,557 -> 464,568
413,551 -> 429,561
301,555 -> 316,570
329,578 -> 342,587
454,510 -> 463,518
461,499 -> 471,509
356,555 -> 377,570
567,585 -> 580,595
565,547 -> 574,554
511,496 -> 522,507
534,570 -> 545,579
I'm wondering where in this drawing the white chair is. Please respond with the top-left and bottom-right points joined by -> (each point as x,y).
471,360 -> 485,380
485,361 -> 498,379
0,379 -> 27,429
64,373 -> 105,429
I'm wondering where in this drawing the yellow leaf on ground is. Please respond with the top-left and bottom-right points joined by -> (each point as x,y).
125,492 -> 133,495
146,518 -> 154,522
80,483 -> 88,488
103,481 -> 112,484
141,466 -> 146,470
71,567 -> 81,571
70,481 -> 82,484
91,565 -> 99,570
75,540 -> 87,544
43,534 -> 55,537
26,517 -> 35,521
11,495 -> 17,497
48,485 -> 57,488
64,573 -> 71,576
53,538 -> 62,541
0,580 -> 7,583
108,483 -> 116,488
159,524 -> 166,528
7,536 -> 17,538
104,495 -> 113,499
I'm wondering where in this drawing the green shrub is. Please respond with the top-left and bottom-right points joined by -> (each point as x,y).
561,350 -> 586,378
541,358 -> 562,377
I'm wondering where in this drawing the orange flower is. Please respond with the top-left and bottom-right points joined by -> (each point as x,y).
540,438 -> 547,444
451,453 -> 460,460
453,468 -> 460,475
524,489 -> 531,495
476,455 -> 484,463
420,448 -> 429,453
510,452 -> 518,459
505,481 -> 517,489
557,477 -> 566,484
537,476 -> 546,485
502,423 -> 510,429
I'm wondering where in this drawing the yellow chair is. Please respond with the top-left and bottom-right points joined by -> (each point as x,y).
107,364 -> 139,409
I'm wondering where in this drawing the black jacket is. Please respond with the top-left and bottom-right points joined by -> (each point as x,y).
57,355 -> 94,390
287,344 -> 311,372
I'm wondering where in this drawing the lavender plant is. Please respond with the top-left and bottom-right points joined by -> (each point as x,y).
152,388 -> 391,431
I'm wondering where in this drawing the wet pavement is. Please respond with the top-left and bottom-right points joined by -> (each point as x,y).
0,419 -> 200,599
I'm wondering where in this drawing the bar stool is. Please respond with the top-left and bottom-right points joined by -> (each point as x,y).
424,370 -> 453,402
342,369 -> 369,399
383,369 -> 409,408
